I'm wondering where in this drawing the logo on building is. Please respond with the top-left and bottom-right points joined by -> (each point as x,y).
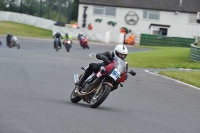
125,11 -> 139,25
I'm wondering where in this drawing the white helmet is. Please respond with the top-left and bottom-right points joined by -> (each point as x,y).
114,44 -> 128,60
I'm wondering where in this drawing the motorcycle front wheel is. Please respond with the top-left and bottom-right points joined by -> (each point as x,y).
90,84 -> 112,108
86,44 -> 89,49
70,87 -> 82,103
15,42 -> 20,49
65,44 -> 70,52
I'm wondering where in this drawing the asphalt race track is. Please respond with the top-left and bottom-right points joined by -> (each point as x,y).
0,36 -> 200,133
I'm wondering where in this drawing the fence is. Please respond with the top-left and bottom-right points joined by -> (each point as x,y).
0,11 -> 56,30
140,34 -> 195,47
190,44 -> 200,62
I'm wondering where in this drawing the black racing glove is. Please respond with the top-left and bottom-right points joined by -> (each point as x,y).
101,55 -> 110,64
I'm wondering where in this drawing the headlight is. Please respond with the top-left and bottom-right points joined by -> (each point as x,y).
67,41 -> 70,43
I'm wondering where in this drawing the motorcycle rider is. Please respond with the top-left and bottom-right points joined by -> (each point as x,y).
77,32 -> 84,40
62,33 -> 73,45
54,32 -> 62,49
6,33 -> 13,47
75,44 -> 128,92
77,32 -> 85,46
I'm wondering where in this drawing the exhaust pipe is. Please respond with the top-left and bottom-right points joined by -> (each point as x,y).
74,74 -> 79,83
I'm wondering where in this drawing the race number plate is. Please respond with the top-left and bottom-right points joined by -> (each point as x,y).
109,68 -> 121,81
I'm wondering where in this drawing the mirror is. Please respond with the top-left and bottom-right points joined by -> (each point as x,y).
129,70 -> 136,76
81,67 -> 85,70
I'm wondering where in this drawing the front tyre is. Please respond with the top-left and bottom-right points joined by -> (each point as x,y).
66,44 -> 70,52
16,43 -> 20,49
90,84 -> 112,108
70,87 -> 82,103
86,44 -> 89,49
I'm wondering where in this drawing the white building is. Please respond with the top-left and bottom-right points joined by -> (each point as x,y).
78,0 -> 200,38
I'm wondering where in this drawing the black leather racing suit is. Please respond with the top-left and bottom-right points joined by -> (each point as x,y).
6,34 -> 13,47
77,34 -> 84,40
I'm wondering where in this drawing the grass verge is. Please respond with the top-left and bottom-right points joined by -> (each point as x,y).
0,21 -> 52,38
127,46 -> 200,88
127,46 -> 200,69
159,70 -> 200,88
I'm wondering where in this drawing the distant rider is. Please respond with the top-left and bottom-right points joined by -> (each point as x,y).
62,33 -> 73,44
6,33 -> 13,47
77,32 -> 84,40
75,44 -> 129,92
54,32 -> 62,49
77,32 -> 85,46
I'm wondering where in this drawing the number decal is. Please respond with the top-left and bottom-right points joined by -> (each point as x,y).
109,68 -> 121,81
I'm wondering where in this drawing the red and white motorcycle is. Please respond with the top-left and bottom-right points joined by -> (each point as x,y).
78,35 -> 89,49
70,56 -> 136,108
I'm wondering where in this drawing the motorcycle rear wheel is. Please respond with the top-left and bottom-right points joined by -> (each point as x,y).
56,45 -> 59,51
90,84 -> 111,108
70,87 -> 82,103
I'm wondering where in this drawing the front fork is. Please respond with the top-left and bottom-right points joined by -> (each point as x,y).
96,77 -> 113,94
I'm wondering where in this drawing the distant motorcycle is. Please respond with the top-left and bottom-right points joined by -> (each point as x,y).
55,38 -> 61,52
0,41 -> 2,46
9,36 -> 20,49
63,38 -> 72,52
78,35 -> 89,49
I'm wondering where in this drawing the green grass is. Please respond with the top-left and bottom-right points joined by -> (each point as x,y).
198,41 -> 200,46
127,46 -> 200,88
0,21 -> 52,38
159,71 -> 200,88
127,46 -> 200,69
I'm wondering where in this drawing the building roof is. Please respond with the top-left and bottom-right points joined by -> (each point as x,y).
79,0 -> 200,13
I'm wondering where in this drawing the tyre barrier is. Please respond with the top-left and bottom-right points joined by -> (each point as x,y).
190,44 -> 200,62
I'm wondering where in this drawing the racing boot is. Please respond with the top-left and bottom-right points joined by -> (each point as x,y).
75,71 -> 92,90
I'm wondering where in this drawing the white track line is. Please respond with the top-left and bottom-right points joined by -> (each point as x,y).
145,70 -> 200,91
89,53 -> 97,59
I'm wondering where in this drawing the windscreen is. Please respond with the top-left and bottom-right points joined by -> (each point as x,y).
114,56 -> 126,73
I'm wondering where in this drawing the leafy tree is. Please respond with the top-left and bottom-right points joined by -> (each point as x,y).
0,0 -> 70,22
71,0 -> 79,21
0,0 -> 7,10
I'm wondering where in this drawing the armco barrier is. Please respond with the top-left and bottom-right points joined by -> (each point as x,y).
0,11 -> 56,30
190,44 -> 200,62
140,34 -> 195,47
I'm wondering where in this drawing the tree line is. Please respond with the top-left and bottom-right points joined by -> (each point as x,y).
0,0 -> 79,23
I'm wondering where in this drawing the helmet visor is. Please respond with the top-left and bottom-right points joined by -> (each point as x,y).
118,53 -> 127,60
